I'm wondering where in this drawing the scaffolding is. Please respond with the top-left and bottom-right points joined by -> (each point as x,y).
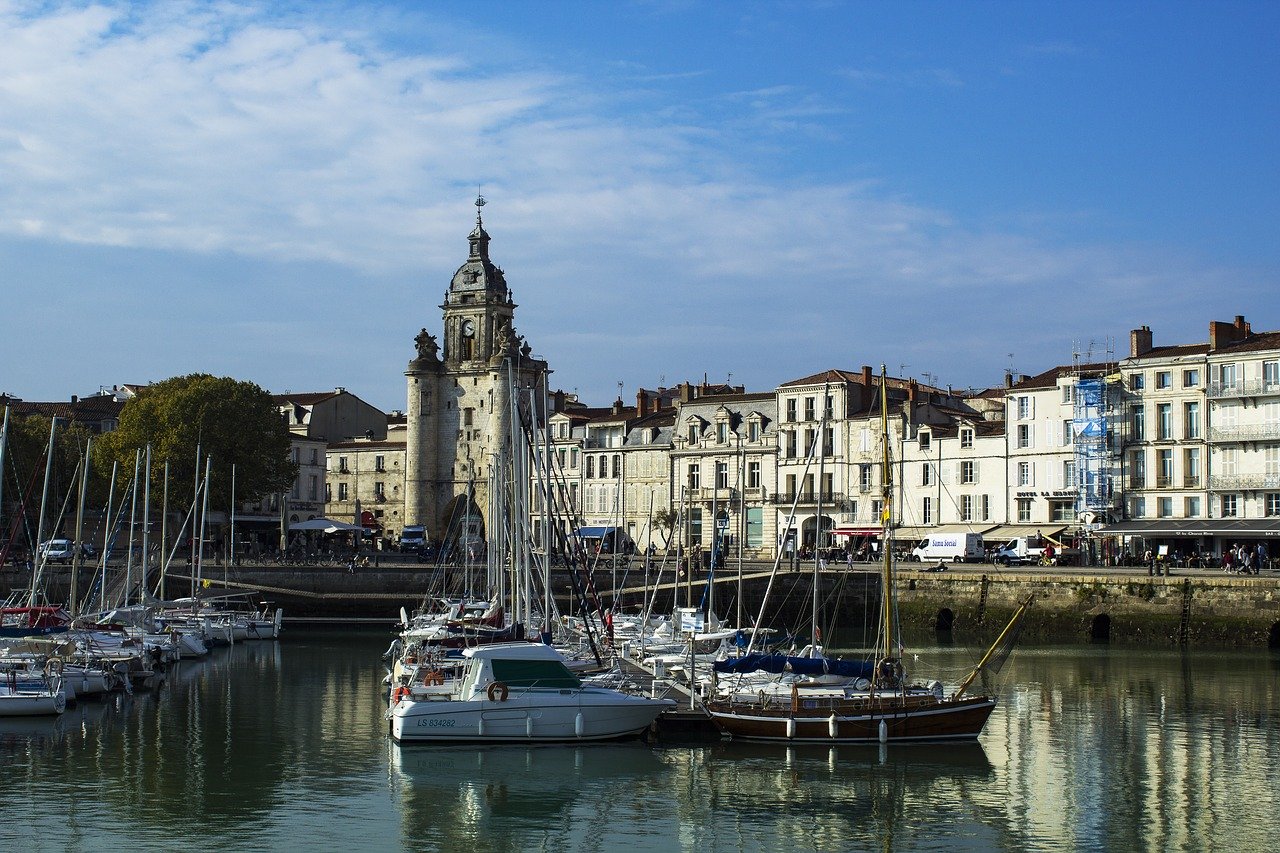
1072,376 -> 1118,519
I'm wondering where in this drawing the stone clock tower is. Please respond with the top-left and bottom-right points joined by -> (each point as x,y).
404,197 -> 549,543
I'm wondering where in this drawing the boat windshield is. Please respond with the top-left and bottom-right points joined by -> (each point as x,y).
490,658 -> 581,689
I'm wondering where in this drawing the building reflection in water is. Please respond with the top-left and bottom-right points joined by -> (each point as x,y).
1,631 -> 1278,852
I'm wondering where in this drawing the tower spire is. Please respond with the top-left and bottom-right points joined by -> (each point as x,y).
475,187 -> 486,226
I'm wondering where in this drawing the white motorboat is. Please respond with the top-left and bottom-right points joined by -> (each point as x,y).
388,642 -> 674,743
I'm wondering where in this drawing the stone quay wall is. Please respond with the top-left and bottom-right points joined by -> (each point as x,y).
6,561 -> 1279,648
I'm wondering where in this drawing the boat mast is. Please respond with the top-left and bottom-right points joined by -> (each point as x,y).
812,381 -> 830,652
98,460 -> 117,612
159,460 -> 169,600
228,462 -> 236,586
197,454 -> 212,593
70,437 -> 91,616
879,364 -> 895,662
0,408 -> 8,543
140,444 -> 152,604
29,418 -> 57,606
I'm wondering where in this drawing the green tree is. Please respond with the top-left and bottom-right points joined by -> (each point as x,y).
1,413 -> 96,549
96,375 -> 296,510
652,508 -> 678,549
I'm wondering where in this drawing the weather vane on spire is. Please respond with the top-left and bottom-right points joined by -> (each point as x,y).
475,187 -> 486,225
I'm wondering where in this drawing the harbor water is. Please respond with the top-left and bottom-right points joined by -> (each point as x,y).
1,626 -> 1277,852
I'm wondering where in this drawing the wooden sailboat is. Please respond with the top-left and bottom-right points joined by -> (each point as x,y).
705,365 -> 1032,743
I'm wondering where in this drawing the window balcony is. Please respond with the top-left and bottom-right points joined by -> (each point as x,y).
1207,379 -> 1280,399
687,486 -> 732,502
1208,474 -> 1280,491
768,491 -> 847,507
1207,423 -> 1280,442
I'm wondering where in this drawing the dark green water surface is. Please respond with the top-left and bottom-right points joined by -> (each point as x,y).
1,627 -> 1277,852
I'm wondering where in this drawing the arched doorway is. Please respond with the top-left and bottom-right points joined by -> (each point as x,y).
800,515 -> 836,551
1090,613 -> 1111,642
935,608 -> 955,633
439,493 -> 485,560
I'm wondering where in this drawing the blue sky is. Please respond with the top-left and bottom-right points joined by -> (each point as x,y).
2,1 -> 1277,411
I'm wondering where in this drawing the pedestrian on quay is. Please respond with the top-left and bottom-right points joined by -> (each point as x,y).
1145,548 -> 1155,577
1258,542 -> 1270,573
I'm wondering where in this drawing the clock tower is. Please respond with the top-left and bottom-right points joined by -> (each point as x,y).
441,196 -> 514,366
404,197 -> 549,543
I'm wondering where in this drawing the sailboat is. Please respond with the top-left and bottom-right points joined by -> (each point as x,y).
704,366 -> 1032,743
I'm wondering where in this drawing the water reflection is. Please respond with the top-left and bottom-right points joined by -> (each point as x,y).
0,630 -> 1277,852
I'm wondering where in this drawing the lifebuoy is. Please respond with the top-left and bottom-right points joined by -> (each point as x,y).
486,681 -> 509,702
391,685 -> 409,704
422,670 -> 444,686
44,656 -> 64,677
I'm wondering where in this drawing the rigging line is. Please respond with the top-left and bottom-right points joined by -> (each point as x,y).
29,453 -> 85,604
0,448 -> 47,571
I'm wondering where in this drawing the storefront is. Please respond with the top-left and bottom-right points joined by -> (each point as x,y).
1097,519 -> 1280,568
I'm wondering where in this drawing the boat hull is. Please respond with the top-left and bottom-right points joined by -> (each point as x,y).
0,691 -> 66,717
389,689 -> 674,744
705,694 -> 997,743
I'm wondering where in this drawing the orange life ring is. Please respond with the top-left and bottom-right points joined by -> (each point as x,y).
486,681 -> 509,702
391,685 -> 409,704
422,670 -> 444,686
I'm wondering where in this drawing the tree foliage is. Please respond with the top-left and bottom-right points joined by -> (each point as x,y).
652,508 -> 678,548
96,375 -> 296,510
1,413 -> 96,546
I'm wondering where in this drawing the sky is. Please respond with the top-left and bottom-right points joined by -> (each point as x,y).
1,0 -> 1277,412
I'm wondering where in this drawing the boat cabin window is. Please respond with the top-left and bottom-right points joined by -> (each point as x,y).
490,658 -> 581,688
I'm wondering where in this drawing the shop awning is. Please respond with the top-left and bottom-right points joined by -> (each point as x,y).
831,526 -> 883,537
574,526 -> 621,539
984,525 -> 1068,542
894,524 -> 996,541
1100,519 -> 1280,537
289,517 -> 363,532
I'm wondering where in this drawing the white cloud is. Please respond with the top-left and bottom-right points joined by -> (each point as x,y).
0,2 -> 1268,406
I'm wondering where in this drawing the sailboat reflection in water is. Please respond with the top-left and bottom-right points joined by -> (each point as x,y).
705,366 -> 1032,743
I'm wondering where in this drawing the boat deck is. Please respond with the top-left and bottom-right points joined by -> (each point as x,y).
616,654 -> 720,739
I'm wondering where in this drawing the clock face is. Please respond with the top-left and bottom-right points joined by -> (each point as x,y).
462,319 -> 475,337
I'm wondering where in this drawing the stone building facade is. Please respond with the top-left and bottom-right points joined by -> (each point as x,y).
402,204 -> 549,545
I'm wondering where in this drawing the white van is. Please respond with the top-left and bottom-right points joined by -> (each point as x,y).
910,533 -> 984,563
399,525 -> 426,552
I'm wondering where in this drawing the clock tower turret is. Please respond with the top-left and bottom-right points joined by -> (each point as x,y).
441,194 -> 514,365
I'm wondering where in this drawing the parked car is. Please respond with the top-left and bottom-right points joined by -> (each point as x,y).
37,539 -> 91,563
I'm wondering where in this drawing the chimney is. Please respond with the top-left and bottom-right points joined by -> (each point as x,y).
680,382 -> 694,403
636,389 -> 647,416
612,397 -> 623,416
1129,325 -> 1153,358
553,390 -> 565,413
1004,371 -> 1014,389
71,394 -> 78,404
908,379 -> 918,405
861,365 -> 872,386
1210,316 -> 1250,351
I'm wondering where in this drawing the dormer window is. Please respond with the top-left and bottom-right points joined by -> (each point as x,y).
717,422 -> 728,443
918,431 -> 930,451
687,424 -> 698,444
